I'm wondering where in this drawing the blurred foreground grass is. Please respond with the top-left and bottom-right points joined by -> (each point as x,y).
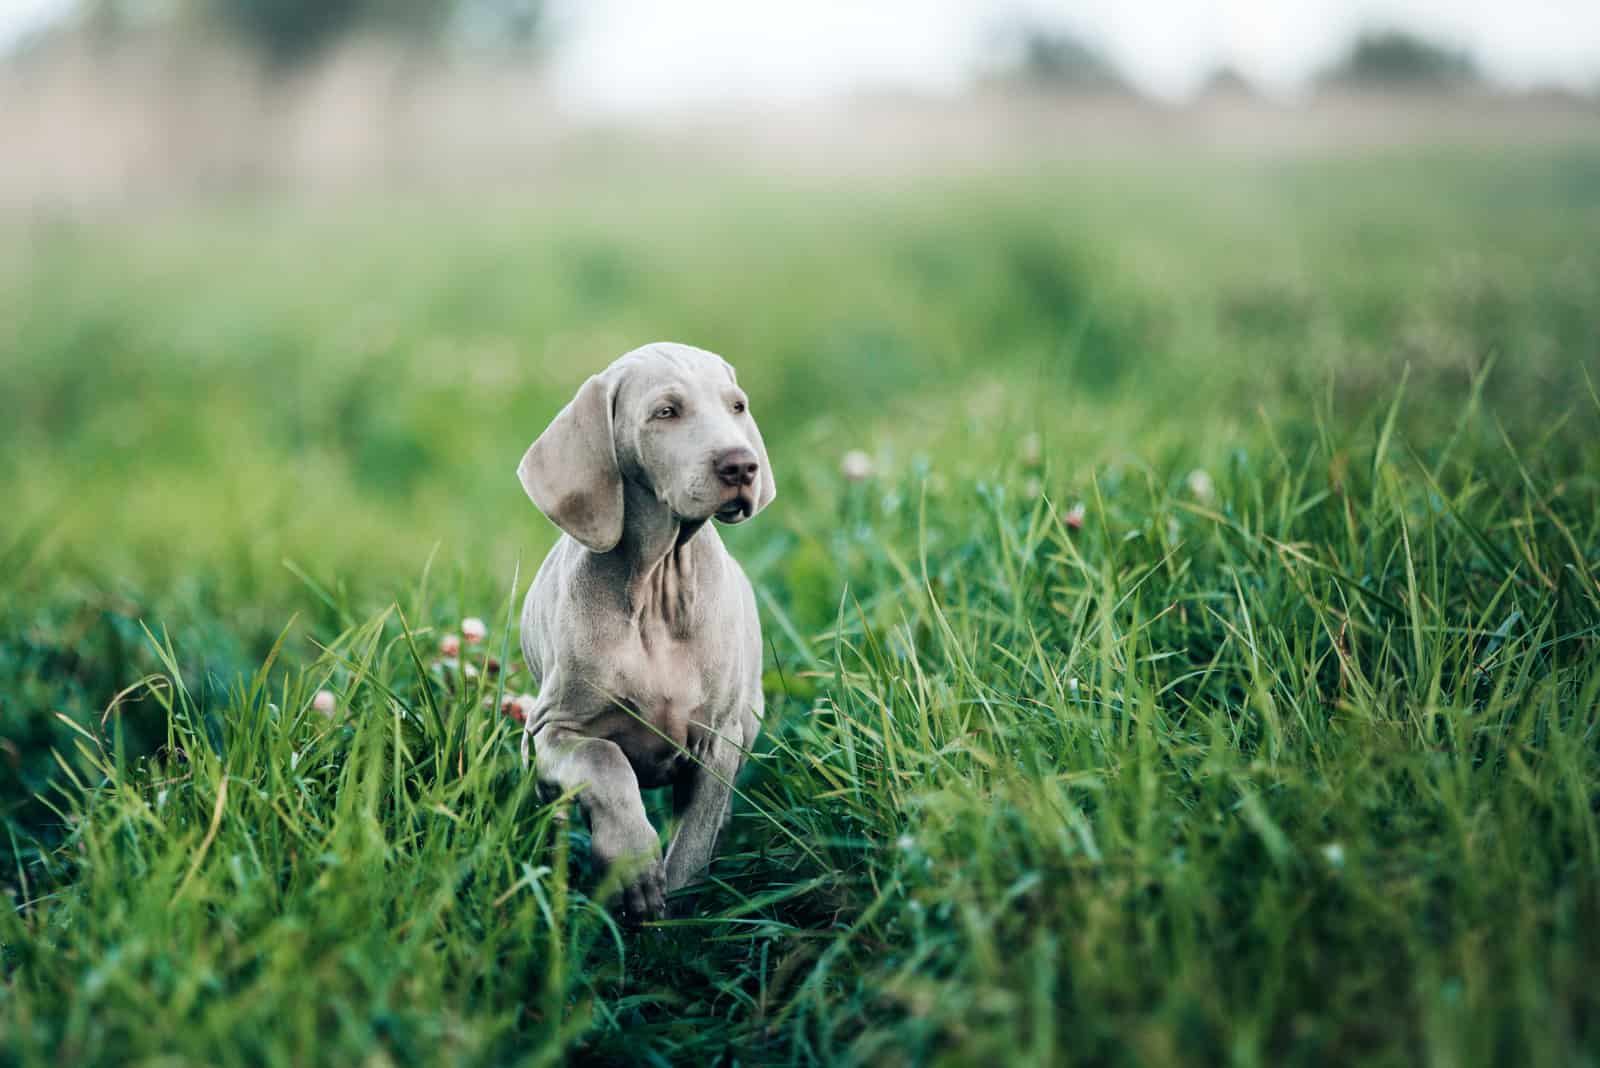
2,147 -> 1599,1065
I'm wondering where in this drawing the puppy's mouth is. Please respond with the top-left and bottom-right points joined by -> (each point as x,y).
714,496 -> 753,523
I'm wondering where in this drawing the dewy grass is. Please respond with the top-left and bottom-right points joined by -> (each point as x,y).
3,148 -> 1600,1065
7,394 -> 1597,1065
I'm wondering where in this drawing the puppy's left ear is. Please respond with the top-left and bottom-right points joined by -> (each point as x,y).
517,374 -> 625,553
719,358 -> 777,515
747,413 -> 777,515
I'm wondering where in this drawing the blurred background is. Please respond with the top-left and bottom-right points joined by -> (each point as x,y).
3,0 -> 1598,205
2,0 -> 1597,791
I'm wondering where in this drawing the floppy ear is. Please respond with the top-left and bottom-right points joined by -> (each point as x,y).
716,355 -> 777,516
517,374 -> 624,553
746,411 -> 777,515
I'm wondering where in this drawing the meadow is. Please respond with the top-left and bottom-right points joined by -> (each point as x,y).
2,144 -> 1599,1065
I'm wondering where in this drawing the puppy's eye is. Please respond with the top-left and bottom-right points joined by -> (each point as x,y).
653,405 -> 678,420
732,400 -> 746,414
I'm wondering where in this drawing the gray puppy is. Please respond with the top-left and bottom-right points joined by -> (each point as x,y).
516,342 -> 774,921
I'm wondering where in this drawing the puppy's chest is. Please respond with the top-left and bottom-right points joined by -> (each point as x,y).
589,628 -> 720,782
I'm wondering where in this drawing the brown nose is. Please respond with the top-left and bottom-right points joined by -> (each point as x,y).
714,448 -> 760,488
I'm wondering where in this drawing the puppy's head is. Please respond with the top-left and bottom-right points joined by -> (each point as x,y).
517,343 -> 775,552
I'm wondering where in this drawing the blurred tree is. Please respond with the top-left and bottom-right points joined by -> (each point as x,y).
455,0 -> 546,53
210,0 -> 446,67
1197,65 -> 1259,99
66,0 -> 547,68
1016,26 -> 1127,92
985,18 -> 1131,94
1319,29 -> 1481,90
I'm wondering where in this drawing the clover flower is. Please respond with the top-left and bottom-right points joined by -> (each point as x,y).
502,693 -> 537,724
841,450 -> 874,482
1018,432 -> 1042,469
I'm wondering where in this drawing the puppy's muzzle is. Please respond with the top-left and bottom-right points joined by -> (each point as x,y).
714,448 -> 760,488
713,448 -> 759,522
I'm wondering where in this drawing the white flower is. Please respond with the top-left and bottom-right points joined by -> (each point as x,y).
1321,842 -> 1346,868
1065,502 -> 1086,530
841,449 -> 874,482
311,689 -> 336,717
439,633 -> 461,657
461,617 -> 487,643
1186,468 -> 1216,503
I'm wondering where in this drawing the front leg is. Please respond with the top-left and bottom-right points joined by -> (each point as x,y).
663,718 -> 749,893
533,725 -> 666,922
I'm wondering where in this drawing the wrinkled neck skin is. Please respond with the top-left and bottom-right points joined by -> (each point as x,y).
599,478 -> 708,636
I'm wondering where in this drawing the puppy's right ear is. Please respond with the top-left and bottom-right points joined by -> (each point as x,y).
517,374 -> 624,553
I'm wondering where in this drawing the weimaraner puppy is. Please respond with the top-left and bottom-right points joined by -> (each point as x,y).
516,342 -> 774,922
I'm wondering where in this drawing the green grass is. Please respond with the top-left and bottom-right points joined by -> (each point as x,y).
3,145 -> 1599,1065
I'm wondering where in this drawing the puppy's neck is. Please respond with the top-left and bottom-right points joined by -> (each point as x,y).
608,480 -> 707,635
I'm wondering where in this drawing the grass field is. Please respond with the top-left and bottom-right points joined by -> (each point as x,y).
3,145 -> 1599,1066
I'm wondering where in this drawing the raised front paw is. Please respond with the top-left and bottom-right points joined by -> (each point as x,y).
592,822 -> 666,923
618,858 -> 667,924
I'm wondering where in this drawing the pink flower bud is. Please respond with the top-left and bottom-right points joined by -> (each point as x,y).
440,633 -> 461,657
502,693 -> 537,724
461,617 -> 488,644
1065,503 -> 1086,530
311,690 -> 336,717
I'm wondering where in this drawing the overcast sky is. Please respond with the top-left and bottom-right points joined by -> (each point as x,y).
8,0 -> 1600,108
